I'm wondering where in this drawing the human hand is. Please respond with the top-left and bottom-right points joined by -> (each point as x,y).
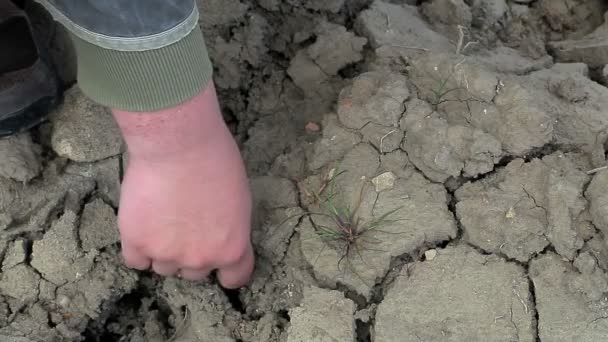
112,83 -> 254,288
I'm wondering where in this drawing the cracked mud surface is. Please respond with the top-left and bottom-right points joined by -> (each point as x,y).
3,0 -> 608,341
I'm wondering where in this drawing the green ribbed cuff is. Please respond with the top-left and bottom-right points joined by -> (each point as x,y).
69,27 -> 213,112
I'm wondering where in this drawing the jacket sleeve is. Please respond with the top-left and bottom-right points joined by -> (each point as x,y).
34,0 -> 213,112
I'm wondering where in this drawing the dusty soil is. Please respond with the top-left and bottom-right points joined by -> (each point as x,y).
3,0 -> 608,341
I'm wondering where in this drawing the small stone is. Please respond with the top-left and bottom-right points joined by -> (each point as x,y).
424,249 -> 437,261
57,294 -> 71,308
51,87 -> 123,162
305,122 -> 321,132
372,172 -> 397,192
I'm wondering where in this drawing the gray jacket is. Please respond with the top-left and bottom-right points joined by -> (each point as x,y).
36,0 -> 198,51
33,0 -> 213,112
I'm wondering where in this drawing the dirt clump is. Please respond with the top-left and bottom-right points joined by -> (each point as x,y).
0,133 -> 41,183
531,252 -> 608,341
586,170 -> 608,237
456,152 -> 590,262
79,199 -> 120,252
375,245 -> 535,341
356,1 -> 452,57
287,286 -> 355,342
299,140 -> 456,298
50,87 -> 123,162
421,0 -> 472,40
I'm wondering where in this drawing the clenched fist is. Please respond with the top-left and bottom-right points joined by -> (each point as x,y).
112,82 -> 254,288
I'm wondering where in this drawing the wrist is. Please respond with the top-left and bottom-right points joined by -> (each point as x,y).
112,82 -> 225,163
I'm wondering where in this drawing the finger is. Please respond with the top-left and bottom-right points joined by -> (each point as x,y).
217,244 -> 255,289
178,268 -> 212,281
121,241 -> 152,270
152,260 -> 179,276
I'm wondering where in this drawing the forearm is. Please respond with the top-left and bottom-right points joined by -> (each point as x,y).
112,81 -> 225,163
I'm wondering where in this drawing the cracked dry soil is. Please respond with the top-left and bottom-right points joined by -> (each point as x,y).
3,0 -> 608,341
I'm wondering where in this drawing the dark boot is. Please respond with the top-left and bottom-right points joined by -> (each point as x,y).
0,0 -> 60,137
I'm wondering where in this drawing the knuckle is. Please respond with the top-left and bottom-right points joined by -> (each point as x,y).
181,257 -> 210,270
221,243 -> 248,265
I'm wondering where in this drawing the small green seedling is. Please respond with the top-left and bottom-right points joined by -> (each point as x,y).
300,166 -> 405,284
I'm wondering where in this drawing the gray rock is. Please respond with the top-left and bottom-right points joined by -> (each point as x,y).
375,245 -> 535,342
51,87 -> 123,162
287,286 -> 356,342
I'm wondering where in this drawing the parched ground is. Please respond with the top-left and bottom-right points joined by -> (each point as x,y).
2,0 -> 608,341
